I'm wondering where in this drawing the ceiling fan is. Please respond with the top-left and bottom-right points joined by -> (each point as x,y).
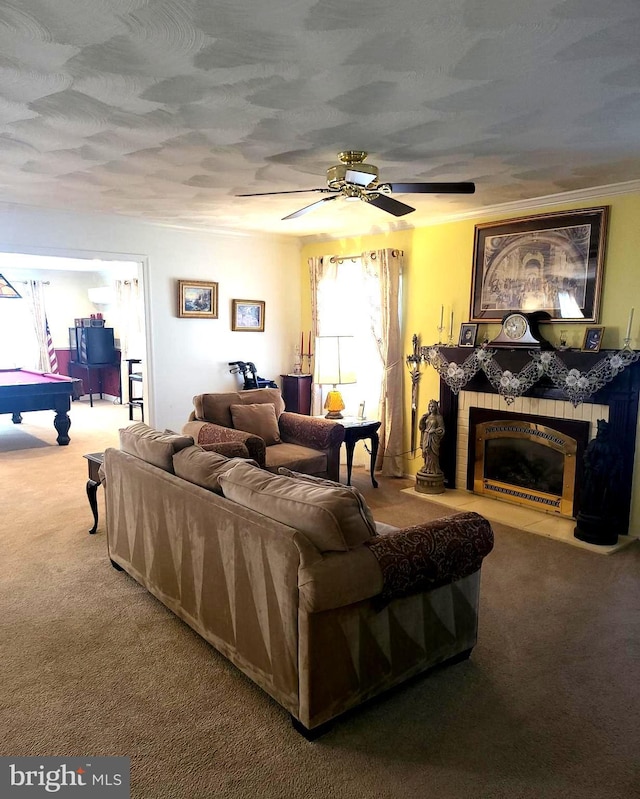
236,151 -> 475,220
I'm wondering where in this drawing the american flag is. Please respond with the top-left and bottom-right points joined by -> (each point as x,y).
46,317 -> 58,373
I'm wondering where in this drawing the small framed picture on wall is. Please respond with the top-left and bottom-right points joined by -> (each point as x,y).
178,280 -> 218,318
458,322 -> 478,348
231,299 -> 265,332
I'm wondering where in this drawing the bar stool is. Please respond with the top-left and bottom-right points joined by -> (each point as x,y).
127,358 -> 144,422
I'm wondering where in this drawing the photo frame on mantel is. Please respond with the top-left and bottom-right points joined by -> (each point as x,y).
178,280 -> 218,318
458,322 -> 478,348
470,206 -> 609,323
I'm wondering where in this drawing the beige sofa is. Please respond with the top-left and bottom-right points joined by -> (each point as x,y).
104,424 -> 494,736
182,387 -> 345,482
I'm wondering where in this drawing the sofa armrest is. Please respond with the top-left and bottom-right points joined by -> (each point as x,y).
278,412 -> 345,450
182,421 -> 266,465
298,511 -> 493,613
365,511 -> 494,604
200,441 -> 251,458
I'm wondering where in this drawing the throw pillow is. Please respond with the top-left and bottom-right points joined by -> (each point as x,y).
278,467 -> 377,545
119,423 -> 193,472
229,402 -> 281,445
219,462 -> 376,553
172,446 -> 258,494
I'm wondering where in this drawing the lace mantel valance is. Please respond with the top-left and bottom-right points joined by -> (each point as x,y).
421,346 -> 640,406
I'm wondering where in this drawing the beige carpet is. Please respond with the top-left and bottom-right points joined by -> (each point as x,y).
1,400 -> 639,799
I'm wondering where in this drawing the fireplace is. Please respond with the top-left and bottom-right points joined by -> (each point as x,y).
468,408 -> 590,518
436,348 -> 640,535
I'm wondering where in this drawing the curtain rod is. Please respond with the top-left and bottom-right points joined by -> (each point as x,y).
15,279 -> 50,285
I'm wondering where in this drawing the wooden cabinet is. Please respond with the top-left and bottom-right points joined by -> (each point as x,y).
280,374 -> 312,415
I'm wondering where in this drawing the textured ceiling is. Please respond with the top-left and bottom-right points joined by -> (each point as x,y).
1,0 -> 639,239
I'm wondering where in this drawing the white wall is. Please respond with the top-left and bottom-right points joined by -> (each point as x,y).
1,268 -> 103,348
0,205 -> 302,432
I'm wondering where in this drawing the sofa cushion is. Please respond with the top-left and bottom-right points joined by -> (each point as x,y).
172,446 -> 258,493
119,423 -> 193,472
265,443 -> 326,475
230,402 -> 281,445
219,462 -> 376,553
278,467 -> 377,543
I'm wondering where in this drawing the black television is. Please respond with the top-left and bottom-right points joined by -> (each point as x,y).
69,326 -> 117,365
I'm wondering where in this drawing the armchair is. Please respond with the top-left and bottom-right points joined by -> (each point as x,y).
182,388 -> 345,481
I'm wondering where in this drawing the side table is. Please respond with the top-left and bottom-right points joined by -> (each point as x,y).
84,452 -> 104,534
339,418 -> 381,488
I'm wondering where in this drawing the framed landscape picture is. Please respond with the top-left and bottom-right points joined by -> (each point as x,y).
231,299 -> 265,332
178,280 -> 218,318
470,206 -> 609,323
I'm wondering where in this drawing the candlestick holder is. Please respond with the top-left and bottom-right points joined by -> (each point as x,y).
437,325 -> 445,345
623,337 -> 632,351
302,349 -> 314,373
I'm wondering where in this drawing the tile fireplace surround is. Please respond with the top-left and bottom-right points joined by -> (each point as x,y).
432,347 -> 640,548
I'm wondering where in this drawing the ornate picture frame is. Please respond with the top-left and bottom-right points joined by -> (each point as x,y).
178,280 -> 218,319
458,322 -> 478,348
231,299 -> 265,332
470,206 -> 609,323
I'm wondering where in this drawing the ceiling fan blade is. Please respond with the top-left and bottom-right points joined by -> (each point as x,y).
365,193 -> 415,217
387,182 -> 475,194
236,188 -> 332,197
345,169 -> 376,188
282,195 -> 339,220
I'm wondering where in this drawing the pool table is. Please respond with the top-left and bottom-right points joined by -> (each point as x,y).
0,368 -> 81,445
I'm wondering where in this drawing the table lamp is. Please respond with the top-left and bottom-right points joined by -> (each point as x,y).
315,335 -> 357,419
0,274 -> 21,298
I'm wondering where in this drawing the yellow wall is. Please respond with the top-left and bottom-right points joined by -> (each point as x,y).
301,191 -> 640,532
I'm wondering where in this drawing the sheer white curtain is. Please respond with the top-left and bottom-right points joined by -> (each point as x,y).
114,279 -> 143,360
25,280 -> 49,372
361,249 -> 404,477
308,256 -> 329,415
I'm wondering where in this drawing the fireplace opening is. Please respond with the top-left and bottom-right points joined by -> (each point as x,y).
485,438 -> 564,496
468,408 -> 590,518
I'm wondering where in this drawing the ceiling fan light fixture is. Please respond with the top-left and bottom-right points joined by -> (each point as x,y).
326,151 -> 378,190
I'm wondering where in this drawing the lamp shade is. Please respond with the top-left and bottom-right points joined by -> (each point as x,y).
0,273 -> 21,298
315,336 -> 357,386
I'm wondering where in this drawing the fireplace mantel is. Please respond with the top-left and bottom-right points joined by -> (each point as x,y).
437,348 -> 640,534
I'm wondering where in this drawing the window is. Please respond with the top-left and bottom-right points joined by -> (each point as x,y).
316,257 -> 382,421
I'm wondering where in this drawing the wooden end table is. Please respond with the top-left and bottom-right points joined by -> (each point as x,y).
84,452 -> 104,534
339,418 -> 381,488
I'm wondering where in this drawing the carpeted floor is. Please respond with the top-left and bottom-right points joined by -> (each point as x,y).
1,401 -> 639,799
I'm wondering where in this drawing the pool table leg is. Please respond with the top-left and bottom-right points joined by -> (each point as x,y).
54,411 -> 71,446
11,412 -> 22,424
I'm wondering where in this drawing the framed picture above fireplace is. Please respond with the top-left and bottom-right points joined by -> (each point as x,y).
470,206 -> 609,323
